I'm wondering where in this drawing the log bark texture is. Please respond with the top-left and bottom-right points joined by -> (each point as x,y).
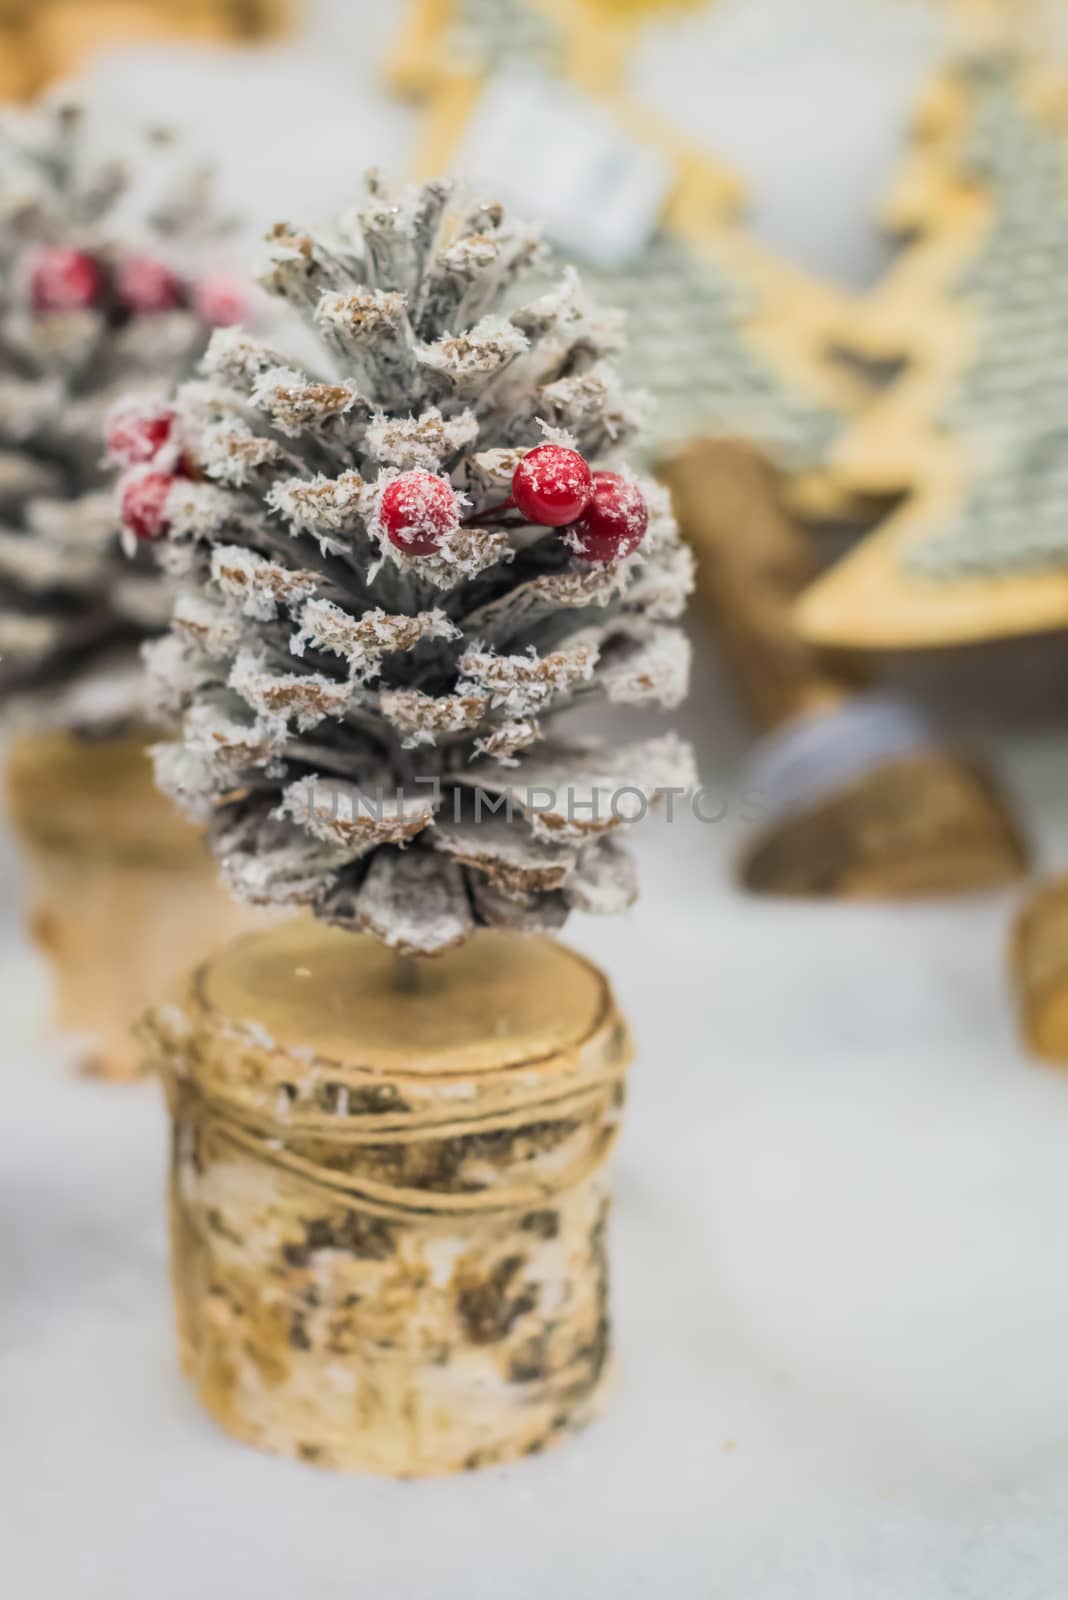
141,919 -> 633,1477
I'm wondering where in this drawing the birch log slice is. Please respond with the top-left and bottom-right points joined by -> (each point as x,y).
141,919 -> 633,1478
5,730 -> 267,1079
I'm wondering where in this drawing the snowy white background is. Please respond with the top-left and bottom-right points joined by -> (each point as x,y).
7,3 -> 1068,1597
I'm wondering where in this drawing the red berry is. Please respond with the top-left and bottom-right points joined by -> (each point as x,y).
107,407 -> 175,467
512,444 -> 592,526
29,247 -> 104,312
193,274 -> 247,328
566,472 -> 648,564
379,472 -> 459,556
116,256 -> 184,314
120,471 -> 174,542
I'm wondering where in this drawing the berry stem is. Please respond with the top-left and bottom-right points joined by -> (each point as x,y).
464,495 -> 517,525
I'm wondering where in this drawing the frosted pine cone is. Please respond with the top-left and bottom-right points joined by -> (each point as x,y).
0,97 -> 237,730
145,175 -> 695,955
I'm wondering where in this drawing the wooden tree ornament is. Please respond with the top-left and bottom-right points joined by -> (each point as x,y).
138,177 -> 693,1475
389,0 -> 709,104
798,47 -> 1068,649
0,98 -> 255,1076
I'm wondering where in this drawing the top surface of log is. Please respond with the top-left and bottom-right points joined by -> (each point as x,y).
162,918 -> 624,1090
6,729 -> 203,859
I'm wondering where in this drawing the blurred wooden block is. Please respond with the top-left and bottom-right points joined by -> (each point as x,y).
742,748 -> 1027,899
661,438 -> 867,730
0,21 -> 41,102
2,0 -> 292,100
210,0 -> 291,37
1012,875 -> 1068,1063
30,2 -> 230,85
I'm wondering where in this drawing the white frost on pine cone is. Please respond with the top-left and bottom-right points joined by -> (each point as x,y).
142,175 -> 695,952
0,95 -> 234,731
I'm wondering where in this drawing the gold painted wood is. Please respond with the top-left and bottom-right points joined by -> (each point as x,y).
799,55 -> 1068,651
388,0 -> 710,104
796,502 -> 1068,651
661,438 -> 867,730
0,0 -> 292,101
6,730 -> 268,1079
742,749 -> 1026,898
1012,874 -> 1068,1062
387,0 -> 453,98
141,918 -> 633,1477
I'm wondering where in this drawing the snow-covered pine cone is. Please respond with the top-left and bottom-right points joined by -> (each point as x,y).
0,96 -> 236,730
146,175 -> 696,955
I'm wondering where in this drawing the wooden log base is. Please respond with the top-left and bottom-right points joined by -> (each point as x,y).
741,748 -> 1027,899
5,730 -> 267,1080
1011,875 -> 1068,1063
140,919 -> 633,1478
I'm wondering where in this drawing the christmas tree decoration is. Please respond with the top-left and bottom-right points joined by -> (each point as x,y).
389,0 -> 706,105
663,439 -> 1026,895
107,404 -> 176,466
192,273 -> 249,330
120,470 -> 179,543
510,442 -> 593,526
115,255 -> 186,316
798,47 -> 1068,650
377,469 -> 461,555
566,471 -> 648,564
0,96 -> 250,1077
139,176 -> 693,1475
0,96 -> 237,723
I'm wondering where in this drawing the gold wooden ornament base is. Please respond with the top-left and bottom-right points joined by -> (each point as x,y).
141,919 -> 633,1478
5,730 -> 265,1080
1011,875 -> 1068,1063
741,748 -> 1027,899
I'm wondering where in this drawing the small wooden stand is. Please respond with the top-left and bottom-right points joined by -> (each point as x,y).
1012,875 -> 1068,1062
662,439 -> 1028,896
6,730 -> 264,1078
743,745 -> 1026,898
141,919 -> 633,1477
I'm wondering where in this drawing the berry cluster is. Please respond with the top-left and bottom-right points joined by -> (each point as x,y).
379,444 -> 649,567
103,265 -> 248,544
109,406 -> 184,543
29,244 -> 244,327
